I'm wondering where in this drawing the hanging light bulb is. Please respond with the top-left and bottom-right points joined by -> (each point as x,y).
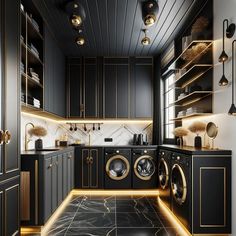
219,61 -> 229,86
141,29 -> 151,46
76,36 -> 85,45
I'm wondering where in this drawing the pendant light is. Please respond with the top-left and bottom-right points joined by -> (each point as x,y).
228,40 -> 236,115
218,19 -> 235,62
142,0 -> 159,27
65,0 -> 86,29
219,61 -> 229,86
141,29 -> 151,46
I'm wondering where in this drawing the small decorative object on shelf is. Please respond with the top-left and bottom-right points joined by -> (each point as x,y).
191,16 -> 210,40
188,121 -> 206,148
173,127 -> 188,147
28,126 -> 47,150
181,42 -> 208,61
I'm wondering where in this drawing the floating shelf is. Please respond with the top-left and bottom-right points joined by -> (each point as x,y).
21,73 -> 43,89
21,102 -> 42,112
171,91 -> 212,106
169,64 -> 213,89
169,40 -> 213,70
171,113 -> 212,121
26,14 -> 43,40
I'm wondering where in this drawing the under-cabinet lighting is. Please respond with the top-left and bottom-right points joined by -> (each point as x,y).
72,189 -> 159,196
21,111 -> 153,124
21,191 -> 74,235
158,198 -> 191,236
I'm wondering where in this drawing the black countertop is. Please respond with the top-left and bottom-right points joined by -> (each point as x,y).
159,145 -> 232,155
70,144 -> 158,149
21,146 -> 74,157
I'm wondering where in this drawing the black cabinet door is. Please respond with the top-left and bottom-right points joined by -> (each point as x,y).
81,149 -> 90,188
104,65 -> 117,118
117,65 -> 129,118
44,27 -> 66,117
51,156 -> 58,213
0,0 -> 20,234
43,158 -> 52,222
132,64 -> 153,118
75,148 -> 103,189
57,154 -> 63,205
68,60 -> 83,117
0,177 -> 20,236
62,153 -> 68,198
44,26 -> 54,113
84,63 -> 98,118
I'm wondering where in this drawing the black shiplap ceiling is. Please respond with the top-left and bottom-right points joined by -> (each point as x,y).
33,0 -> 206,57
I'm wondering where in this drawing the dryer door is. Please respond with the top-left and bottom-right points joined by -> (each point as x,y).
171,164 -> 187,205
158,158 -> 169,189
106,155 -> 130,180
134,155 -> 155,180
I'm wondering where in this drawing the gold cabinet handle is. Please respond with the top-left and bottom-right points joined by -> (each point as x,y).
0,130 -> 4,145
89,157 -> 93,165
86,156 -> 90,164
4,130 -> 11,144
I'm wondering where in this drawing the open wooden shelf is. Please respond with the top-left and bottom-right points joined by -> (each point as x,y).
26,14 -> 43,40
171,91 -> 212,106
21,73 -> 43,89
169,64 -> 212,89
171,113 -> 212,121
21,102 -> 42,112
169,40 -> 213,70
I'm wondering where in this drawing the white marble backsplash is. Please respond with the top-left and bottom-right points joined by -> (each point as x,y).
21,114 -> 153,151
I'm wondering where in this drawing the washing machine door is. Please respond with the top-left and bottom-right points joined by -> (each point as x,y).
171,164 -> 187,205
106,155 -> 130,180
158,158 -> 169,189
134,155 -> 155,181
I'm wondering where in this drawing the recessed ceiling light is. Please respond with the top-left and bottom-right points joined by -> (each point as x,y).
70,14 -> 82,28
141,29 -> 151,46
76,37 -> 85,46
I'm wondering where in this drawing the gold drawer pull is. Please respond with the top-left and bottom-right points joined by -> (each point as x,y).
0,130 -> 4,145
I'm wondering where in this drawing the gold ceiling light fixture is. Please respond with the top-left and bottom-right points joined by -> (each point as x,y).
141,29 -> 151,46
142,0 -> 159,27
65,0 -> 86,29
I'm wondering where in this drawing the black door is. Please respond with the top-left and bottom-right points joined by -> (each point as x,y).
0,0 -> 20,235
51,156 -> 58,213
57,154 -> 63,205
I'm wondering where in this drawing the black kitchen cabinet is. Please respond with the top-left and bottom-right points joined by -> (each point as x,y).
67,58 -> 83,117
130,58 -> 153,118
158,145 -> 232,235
21,147 -> 74,227
104,62 -> 129,118
0,0 -> 20,235
75,148 -> 104,189
44,26 -> 66,117
84,58 -> 99,118
67,57 -> 153,119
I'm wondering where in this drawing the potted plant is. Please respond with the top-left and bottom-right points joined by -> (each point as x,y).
188,121 -> 206,148
29,126 -> 47,150
173,127 -> 189,147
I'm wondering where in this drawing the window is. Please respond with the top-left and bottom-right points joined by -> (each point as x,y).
163,73 -> 175,142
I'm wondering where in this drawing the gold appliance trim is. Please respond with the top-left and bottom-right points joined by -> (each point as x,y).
171,164 -> 187,205
106,155 -> 130,180
134,155 -> 155,181
158,158 -> 169,189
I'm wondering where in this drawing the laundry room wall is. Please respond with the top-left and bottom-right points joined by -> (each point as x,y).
182,0 -> 236,234
21,113 -> 153,151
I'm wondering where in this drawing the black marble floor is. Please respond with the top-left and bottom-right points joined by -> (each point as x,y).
46,194 -> 182,236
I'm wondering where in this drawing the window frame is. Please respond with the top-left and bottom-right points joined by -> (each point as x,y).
162,71 -> 176,144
